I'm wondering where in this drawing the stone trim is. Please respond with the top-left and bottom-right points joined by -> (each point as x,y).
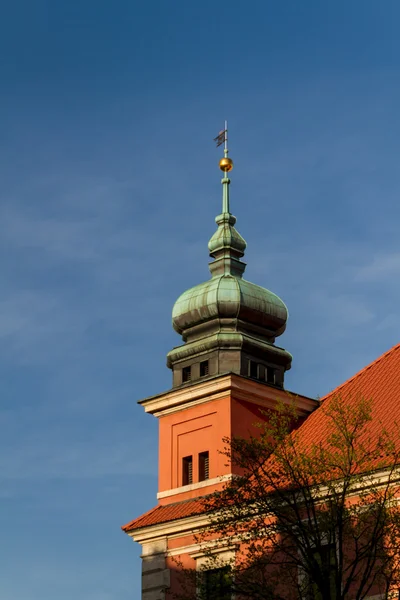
128,514 -> 211,544
139,373 -> 317,418
141,539 -> 170,600
157,473 -> 234,499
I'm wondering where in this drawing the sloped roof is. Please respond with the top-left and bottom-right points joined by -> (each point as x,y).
122,497 -> 206,532
122,343 -> 400,533
298,342 -> 400,447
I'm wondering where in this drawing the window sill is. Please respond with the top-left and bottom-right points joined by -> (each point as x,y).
157,473 -> 234,499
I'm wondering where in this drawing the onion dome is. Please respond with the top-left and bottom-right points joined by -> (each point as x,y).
167,125 -> 292,388
172,275 -> 288,339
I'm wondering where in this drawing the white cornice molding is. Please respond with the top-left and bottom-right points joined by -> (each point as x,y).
139,374 -> 317,417
127,513 -> 211,545
157,474 -> 234,499
127,467 -> 400,547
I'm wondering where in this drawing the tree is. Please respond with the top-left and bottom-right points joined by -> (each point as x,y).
173,395 -> 400,600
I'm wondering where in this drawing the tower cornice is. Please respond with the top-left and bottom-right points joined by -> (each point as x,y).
138,373 -> 318,418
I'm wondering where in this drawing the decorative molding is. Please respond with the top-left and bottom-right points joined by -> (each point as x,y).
167,538 -> 239,558
194,547 -> 236,570
127,514 -> 212,544
130,467 -> 400,546
139,373 -> 317,418
193,545 -> 237,599
157,473 -> 234,499
167,541 -> 201,557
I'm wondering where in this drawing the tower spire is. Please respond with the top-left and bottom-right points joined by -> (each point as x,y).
168,125 -> 292,389
209,122 -> 245,277
217,120 -> 233,214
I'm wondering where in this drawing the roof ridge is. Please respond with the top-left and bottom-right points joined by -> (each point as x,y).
321,342 -> 400,402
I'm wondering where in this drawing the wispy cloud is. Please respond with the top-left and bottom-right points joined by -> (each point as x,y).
0,433 -> 156,480
355,253 -> 400,282
3,6 -> 400,599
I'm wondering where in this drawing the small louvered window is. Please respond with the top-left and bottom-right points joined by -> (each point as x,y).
199,451 -> 209,481
200,360 -> 209,377
182,366 -> 191,383
182,456 -> 193,485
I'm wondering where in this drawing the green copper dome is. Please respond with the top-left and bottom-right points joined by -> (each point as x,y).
172,275 -> 288,337
171,170 -> 289,341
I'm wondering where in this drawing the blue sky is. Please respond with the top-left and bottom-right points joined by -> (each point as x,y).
1,1 -> 400,597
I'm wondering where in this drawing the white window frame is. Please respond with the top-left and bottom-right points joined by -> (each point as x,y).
191,545 -> 236,600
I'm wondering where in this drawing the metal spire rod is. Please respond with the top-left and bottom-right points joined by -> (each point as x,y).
222,120 -> 231,214
215,120 -> 233,214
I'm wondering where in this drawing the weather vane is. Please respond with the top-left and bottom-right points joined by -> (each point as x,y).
214,120 -> 233,173
214,121 -> 233,214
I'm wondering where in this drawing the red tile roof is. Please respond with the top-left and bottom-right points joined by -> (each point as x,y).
123,343 -> 400,533
298,343 -> 400,448
122,497 -> 207,532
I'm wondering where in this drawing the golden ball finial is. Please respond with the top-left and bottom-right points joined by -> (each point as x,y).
219,157 -> 233,172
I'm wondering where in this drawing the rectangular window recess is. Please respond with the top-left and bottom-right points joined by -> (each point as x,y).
182,366 -> 191,383
266,367 -> 275,384
249,360 -> 258,379
182,455 -> 193,486
203,567 -> 232,600
307,545 -> 336,600
199,451 -> 209,481
200,360 -> 209,377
